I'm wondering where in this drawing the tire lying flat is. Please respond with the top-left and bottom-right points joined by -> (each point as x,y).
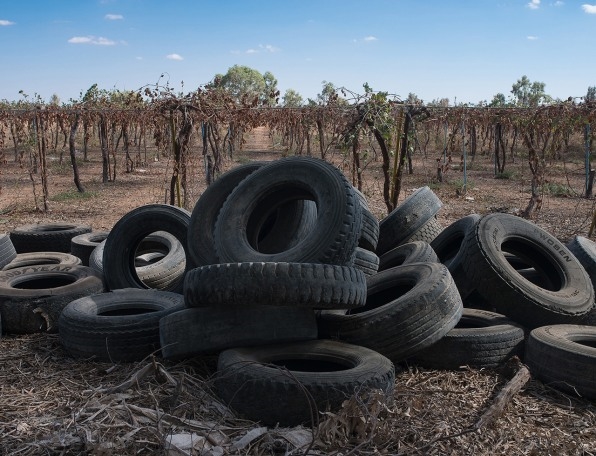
525,324 -> 596,399
0,264 -> 104,334
410,308 -> 526,370
215,339 -> 395,427
184,262 -> 367,310
9,223 -> 92,253
59,288 -> 185,362
160,304 -> 318,359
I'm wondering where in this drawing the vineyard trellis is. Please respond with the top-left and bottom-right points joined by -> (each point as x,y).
1,85 -> 595,218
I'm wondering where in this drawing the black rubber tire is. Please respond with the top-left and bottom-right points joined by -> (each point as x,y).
406,215 -> 444,245
9,223 -> 92,254
214,157 -> 362,266
59,288 -> 185,362
358,207 -> 380,252
376,186 -> 443,256
187,162 -> 266,267
0,265 -> 104,334
430,214 -> 481,299
410,308 -> 526,369
566,236 -> 596,325
352,247 -> 380,276
462,213 -> 595,329
525,324 -> 596,399
0,234 -> 17,270
70,231 -> 110,266
3,252 -> 82,270
317,262 -> 463,363
378,240 -> 439,272
184,262 -> 367,310
103,205 -> 191,293
215,339 -> 395,427
160,305 -> 318,359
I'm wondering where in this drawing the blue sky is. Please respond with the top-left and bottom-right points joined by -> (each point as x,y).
1,0 -> 595,105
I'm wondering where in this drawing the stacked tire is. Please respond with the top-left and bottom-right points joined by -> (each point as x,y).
160,157 -> 396,426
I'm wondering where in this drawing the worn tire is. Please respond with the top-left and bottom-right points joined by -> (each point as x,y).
359,207 -> 380,252
70,231 -> 110,266
215,339 -> 395,427
462,213 -> 595,328
3,252 -> 82,270
317,262 -> 463,363
214,157 -> 362,266
376,186 -> 443,256
0,234 -> 17,270
525,325 -> 596,399
410,308 -> 526,369
9,223 -> 92,254
0,264 -> 104,334
184,262 -> 366,309
160,305 -> 318,359
187,162 -> 266,267
59,288 -> 185,362
378,240 -> 439,272
352,247 -> 380,276
103,205 -> 190,293
430,214 -> 481,299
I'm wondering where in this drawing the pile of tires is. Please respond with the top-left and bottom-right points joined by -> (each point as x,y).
3,155 -> 596,422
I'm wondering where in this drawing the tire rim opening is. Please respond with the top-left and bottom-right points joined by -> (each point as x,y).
350,282 -> 415,314
269,358 -> 351,372
501,239 -> 562,291
12,276 -> 76,289
99,306 -> 158,317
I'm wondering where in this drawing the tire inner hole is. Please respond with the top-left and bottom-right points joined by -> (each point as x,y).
350,282 -> 415,314
13,276 -> 76,289
502,239 -> 562,291
99,306 -> 157,317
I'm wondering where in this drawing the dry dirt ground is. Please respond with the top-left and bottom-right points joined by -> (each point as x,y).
1,127 -> 596,455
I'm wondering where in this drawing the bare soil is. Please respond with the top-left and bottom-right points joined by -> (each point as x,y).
1,128 -> 596,455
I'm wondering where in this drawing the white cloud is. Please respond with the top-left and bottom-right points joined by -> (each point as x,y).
166,53 -> 183,60
0,19 -> 15,26
527,0 -> 540,9
582,4 -> 596,13
527,35 -> 539,40
105,14 -> 123,20
68,36 -> 116,45
554,1 -> 564,5
244,44 -> 280,54
363,36 -> 378,42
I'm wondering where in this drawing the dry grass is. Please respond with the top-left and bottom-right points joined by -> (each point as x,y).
1,333 -> 595,455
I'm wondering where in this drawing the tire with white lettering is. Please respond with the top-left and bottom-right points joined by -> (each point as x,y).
410,309 -> 526,369
59,288 -> 185,362
376,186 -> 443,256
378,240 -> 439,272
215,339 -> 395,427
525,325 -> 596,399
566,236 -> 596,325
430,214 -> 481,299
70,231 -> 110,266
317,262 -> 463,363
9,223 -> 92,253
103,205 -> 191,293
0,234 -> 17,270
0,265 -> 104,334
160,304 -> 318,359
3,252 -> 82,270
214,157 -> 361,266
462,213 -> 595,329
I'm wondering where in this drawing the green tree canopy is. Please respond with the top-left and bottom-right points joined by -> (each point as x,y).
282,88 -> 303,107
215,65 -> 277,105
511,75 -> 551,107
